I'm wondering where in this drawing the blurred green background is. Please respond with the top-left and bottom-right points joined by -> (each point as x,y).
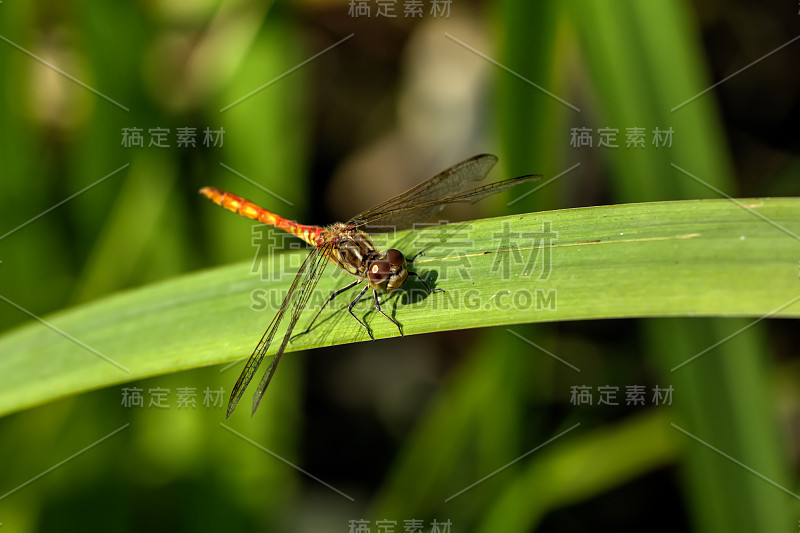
1,0 -> 799,531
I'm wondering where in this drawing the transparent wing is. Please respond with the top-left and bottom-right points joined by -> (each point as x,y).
348,154 -> 499,230
351,174 -> 541,232
226,242 -> 332,417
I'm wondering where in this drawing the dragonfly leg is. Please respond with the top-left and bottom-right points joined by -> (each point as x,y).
291,279 -> 362,342
409,251 -> 425,263
373,288 -> 403,336
348,284 -> 374,340
408,270 -> 445,294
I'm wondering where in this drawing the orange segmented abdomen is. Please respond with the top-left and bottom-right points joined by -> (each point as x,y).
199,186 -> 323,247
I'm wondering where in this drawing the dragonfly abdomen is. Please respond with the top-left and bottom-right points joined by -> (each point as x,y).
199,186 -> 322,246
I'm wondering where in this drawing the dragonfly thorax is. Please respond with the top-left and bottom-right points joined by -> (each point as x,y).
323,225 -> 408,291
324,225 -> 376,277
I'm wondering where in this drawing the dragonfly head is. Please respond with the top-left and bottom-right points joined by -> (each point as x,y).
367,248 -> 408,291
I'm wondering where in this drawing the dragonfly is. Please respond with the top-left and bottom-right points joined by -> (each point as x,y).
200,154 -> 540,417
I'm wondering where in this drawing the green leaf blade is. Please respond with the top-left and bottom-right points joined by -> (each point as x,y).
1,197 -> 798,417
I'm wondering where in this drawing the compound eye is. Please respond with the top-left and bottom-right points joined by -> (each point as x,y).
368,259 -> 391,284
386,249 -> 404,266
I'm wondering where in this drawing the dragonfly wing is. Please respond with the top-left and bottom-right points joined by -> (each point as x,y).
353,173 -> 541,232
249,241 -> 332,415
226,243 -> 330,417
348,154 -> 499,230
